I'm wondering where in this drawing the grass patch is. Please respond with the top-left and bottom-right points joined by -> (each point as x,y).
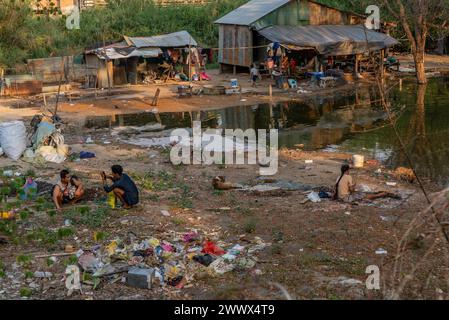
243,218 -> 258,234
172,217 -> 185,226
24,270 -> 33,279
271,243 -> 282,255
19,288 -> 32,298
297,252 -> 367,276
0,259 -> 5,278
63,205 -> 110,228
64,255 -> 78,266
16,254 -> 32,267
236,206 -> 252,215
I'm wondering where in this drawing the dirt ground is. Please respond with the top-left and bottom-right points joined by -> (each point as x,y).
0,122 -> 447,300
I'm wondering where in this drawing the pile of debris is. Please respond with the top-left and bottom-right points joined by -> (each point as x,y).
0,114 -> 69,164
68,230 -> 271,291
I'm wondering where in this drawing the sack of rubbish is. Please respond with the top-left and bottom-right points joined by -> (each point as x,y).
0,121 -> 27,160
37,146 -> 66,163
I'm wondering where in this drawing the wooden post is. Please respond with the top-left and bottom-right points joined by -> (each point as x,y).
103,35 -> 112,96
380,49 -> 385,80
354,54 -> 360,77
54,56 -> 65,116
0,68 -> 4,97
151,88 -> 161,106
188,36 -> 192,86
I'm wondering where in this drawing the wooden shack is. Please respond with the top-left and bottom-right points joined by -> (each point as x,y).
215,0 -> 376,72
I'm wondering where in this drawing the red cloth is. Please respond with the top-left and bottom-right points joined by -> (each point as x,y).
290,58 -> 297,70
202,241 -> 225,255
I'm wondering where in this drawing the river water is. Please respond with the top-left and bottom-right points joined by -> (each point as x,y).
85,77 -> 449,185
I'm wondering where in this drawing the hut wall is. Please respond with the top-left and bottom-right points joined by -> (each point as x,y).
307,1 -> 361,25
253,0 -> 362,29
86,54 -> 113,88
219,24 -> 253,67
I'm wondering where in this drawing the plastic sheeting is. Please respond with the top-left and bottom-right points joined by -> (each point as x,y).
258,25 -> 398,56
93,47 -> 162,60
124,31 -> 198,48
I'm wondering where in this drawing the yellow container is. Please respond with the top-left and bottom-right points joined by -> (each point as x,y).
0,211 -> 14,220
107,192 -> 116,209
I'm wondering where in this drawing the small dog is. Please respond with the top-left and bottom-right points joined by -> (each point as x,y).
212,176 -> 243,190
394,167 -> 416,183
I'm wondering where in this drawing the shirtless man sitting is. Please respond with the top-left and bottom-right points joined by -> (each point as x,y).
52,170 -> 71,210
52,170 -> 85,209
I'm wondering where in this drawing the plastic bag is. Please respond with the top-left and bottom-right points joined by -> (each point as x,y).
307,191 -> 321,203
0,121 -> 27,160
37,146 -> 66,163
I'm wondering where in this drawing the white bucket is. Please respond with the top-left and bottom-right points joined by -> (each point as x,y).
353,154 -> 365,168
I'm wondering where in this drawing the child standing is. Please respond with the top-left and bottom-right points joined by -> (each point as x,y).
250,64 -> 260,88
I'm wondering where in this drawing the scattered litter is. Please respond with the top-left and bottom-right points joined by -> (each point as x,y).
79,151 -> 96,159
2,170 -> 13,177
307,191 -> 321,203
161,210 -> 171,217
380,215 -> 397,222
375,248 -> 388,255
202,241 -> 225,255
305,160 -> 314,164
78,252 -> 103,273
386,182 -> 397,186
193,254 -> 215,266
33,271 -> 53,278
344,211 -> 351,215
127,268 -> 155,289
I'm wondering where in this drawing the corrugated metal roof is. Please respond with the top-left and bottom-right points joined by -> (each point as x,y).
124,31 -> 197,48
214,0 -> 290,26
258,25 -> 398,55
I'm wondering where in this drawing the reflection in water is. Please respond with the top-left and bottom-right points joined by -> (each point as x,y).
341,77 -> 449,185
83,77 -> 449,184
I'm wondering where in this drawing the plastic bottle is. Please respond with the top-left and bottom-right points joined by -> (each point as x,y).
107,192 -> 116,209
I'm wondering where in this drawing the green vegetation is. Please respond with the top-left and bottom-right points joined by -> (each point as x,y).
63,205 -> 110,228
19,287 -> 33,297
0,0 -> 247,69
0,259 -> 5,278
243,217 -> 257,233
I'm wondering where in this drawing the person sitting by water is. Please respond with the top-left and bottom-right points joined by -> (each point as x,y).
102,165 -> 139,209
334,164 -> 400,202
68,175 -> 85,204
52,169 -> 71,210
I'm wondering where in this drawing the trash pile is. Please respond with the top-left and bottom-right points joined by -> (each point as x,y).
0,115 -> 69,164
72,231 -> 271,290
